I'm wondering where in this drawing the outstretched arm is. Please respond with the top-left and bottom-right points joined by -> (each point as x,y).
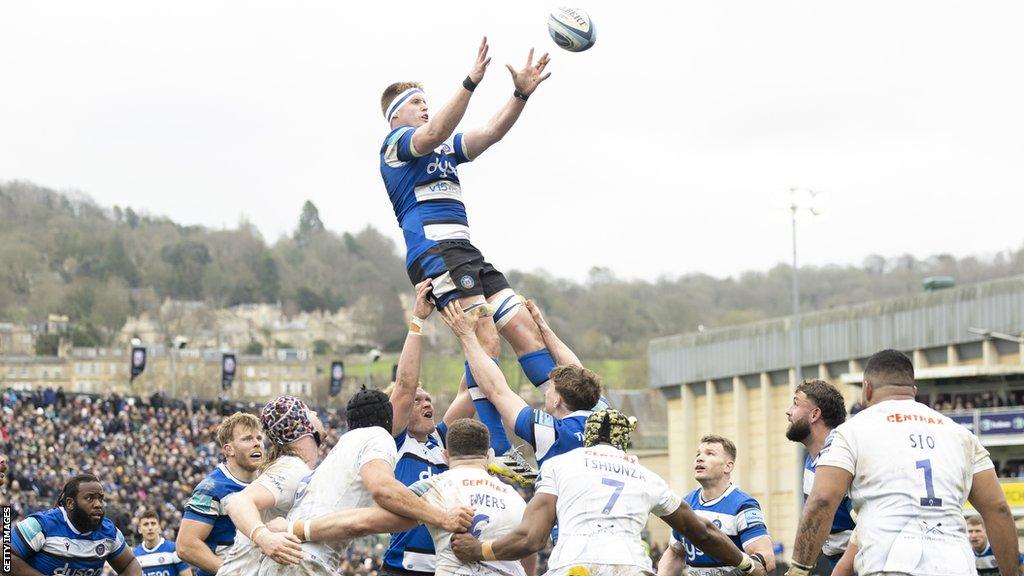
443,377 -> 476,425
410,38 -> 491,155
525,300 -> 580,367
462,48 -> 551,159
280,506 -> 418,544
391,280 -> 435,435
362,460 -> 472,533
970,468 -> 1020,576
225,484 -> 303,565
440,302 -> 528,431
790,465 -> 853,573
659,502 -> 765,576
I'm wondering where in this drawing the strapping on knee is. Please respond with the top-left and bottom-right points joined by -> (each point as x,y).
490,289 -> 526,330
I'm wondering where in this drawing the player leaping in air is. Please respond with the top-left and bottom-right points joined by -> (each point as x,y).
378,37 -> 556,463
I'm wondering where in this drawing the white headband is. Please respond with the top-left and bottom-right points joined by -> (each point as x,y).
385,88 -> 424,122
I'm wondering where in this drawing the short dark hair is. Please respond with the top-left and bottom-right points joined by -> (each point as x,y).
864,349 -> 915,388
139,510 -> 160,523
551,365 -> 602,412
797,379 -> 847,428
57,473 -> 101,508
700,434 -> 737,461
445,419 -> 490,458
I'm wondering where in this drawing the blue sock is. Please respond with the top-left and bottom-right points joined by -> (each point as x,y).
465,360 -> 511,454
518,349 -> 556,387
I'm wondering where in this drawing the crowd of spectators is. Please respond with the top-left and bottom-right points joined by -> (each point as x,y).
933,390 -> 1012,412
0,388 -> 375,572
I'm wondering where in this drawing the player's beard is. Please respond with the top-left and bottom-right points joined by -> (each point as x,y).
234,454 -> 261,473
69,504 -> 103,532
786,417 -> 811,442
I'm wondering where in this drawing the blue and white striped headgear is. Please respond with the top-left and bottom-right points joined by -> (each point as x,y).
385,87 -> 424,123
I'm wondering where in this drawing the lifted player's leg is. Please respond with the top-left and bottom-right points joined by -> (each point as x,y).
487,287 -> 556,391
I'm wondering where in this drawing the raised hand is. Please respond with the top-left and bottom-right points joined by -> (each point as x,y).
440,302 -> 479,340
505,48 -> 551,96
524,299 -> 549,331
413,279 -> 435,320
469,36 -> 492,84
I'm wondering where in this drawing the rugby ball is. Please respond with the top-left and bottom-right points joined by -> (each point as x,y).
547,7 -> 596,52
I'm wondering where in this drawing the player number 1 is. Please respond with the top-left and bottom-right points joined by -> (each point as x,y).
601,477 -> 625,514
916,459 -> 943,507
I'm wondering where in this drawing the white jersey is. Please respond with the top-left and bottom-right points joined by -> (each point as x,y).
410,466 -> 527,576
536,444 -> 681,575
818,399 -> 994,576
257,426 -> 397,576
219,455 -> 312,576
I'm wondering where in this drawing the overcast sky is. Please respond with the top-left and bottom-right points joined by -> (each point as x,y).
2,1 -> 1022,281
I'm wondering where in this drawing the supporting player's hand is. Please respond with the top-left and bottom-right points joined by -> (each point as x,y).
413,279 -> 435,320
449,532 -> 484,562
265,517 -> 288,533
440,301 -> 479,340
253,528 -> 304,565
468,36 -> 492,84
441,505 -> 475,533
524,300 -> 549,331
506,48 -> 551,96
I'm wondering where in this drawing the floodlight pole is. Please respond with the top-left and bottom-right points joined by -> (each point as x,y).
789,188 -> 820,554
791,201 -> 802,389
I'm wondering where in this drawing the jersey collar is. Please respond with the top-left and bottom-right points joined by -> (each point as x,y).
699,483 -> 737,507
218,463 -> 251,486
142,538 -> 166,553
566,410 -> 593,419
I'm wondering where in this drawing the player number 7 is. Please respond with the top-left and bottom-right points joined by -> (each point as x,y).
601,477 -> 626,514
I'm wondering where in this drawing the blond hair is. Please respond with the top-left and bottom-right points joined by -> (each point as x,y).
216,412 -> 260,447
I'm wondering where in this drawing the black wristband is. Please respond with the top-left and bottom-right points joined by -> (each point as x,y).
513,90 -> 529,102
463,76 -> 478,92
